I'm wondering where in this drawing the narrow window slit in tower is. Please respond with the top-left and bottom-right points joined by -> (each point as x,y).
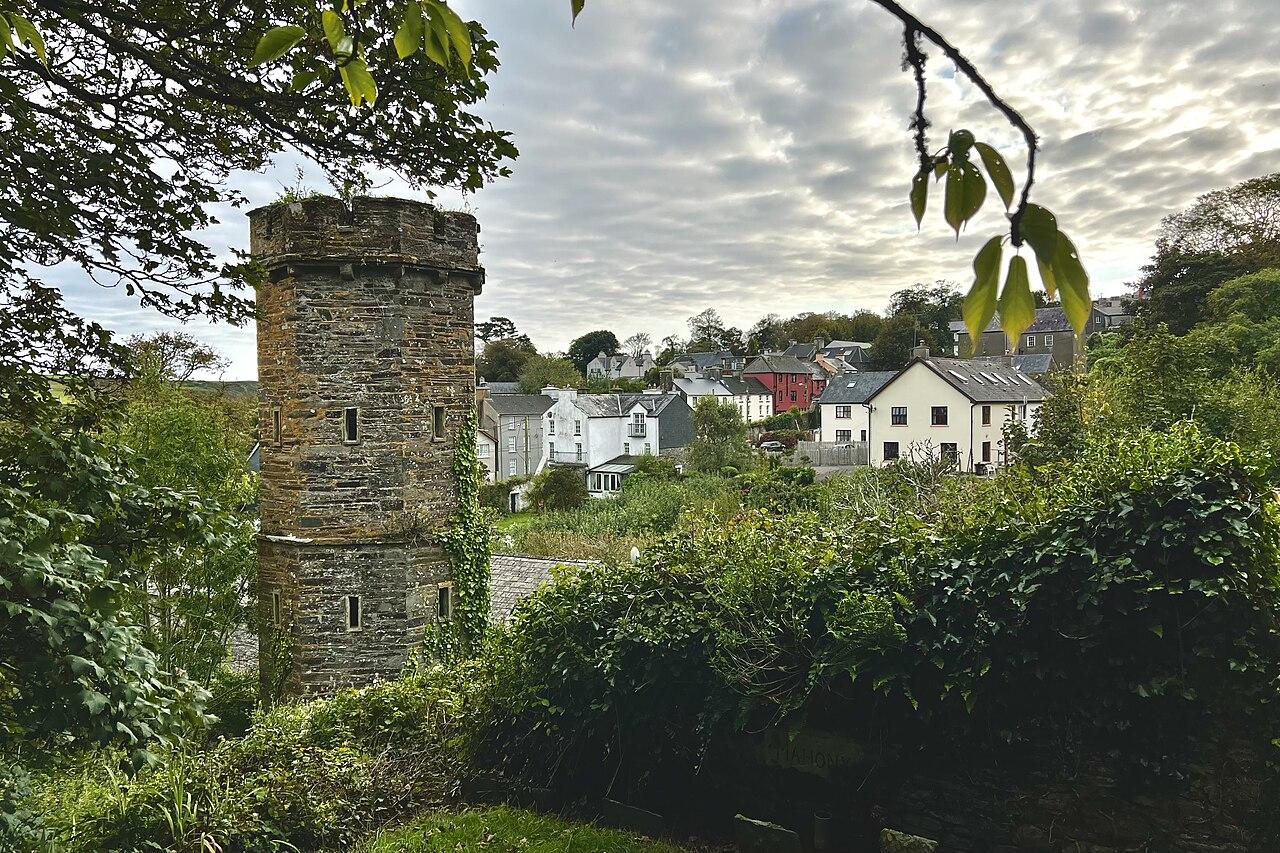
437,583 -> 453,620
343,407 -> 359,443
346,595 -> 362,631
270,590 -> 282,625
272,407 -> 282,446
433,405 -> 446,441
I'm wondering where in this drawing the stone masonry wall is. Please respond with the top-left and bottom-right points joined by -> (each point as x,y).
250,196 -> 481,697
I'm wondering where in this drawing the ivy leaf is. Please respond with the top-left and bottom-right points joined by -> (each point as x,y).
909,168 -> 929,229
572,0 -> 587,25
9,13 -> 46,65
395,3 -> 424,60
321,9 -> 346,54
998,255 -> 1036,344
339,56 -> 377,105
975,142 -> 1014,210
436,2 -> 473,70
1019,203 -> 1058,261
964,235 -> 1003,346
1052,230 -> 1091,335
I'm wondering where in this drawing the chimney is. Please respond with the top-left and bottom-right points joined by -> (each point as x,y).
911,340 -> 930,360
813,337 -> 825,350
707,367 -> 722,381
788,339 -> 797,347
659,369 -> 674,393
542,386 -> 560,400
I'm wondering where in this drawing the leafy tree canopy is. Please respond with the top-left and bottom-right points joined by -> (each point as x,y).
476,316 -> 519,344
566,330 -> 619,374
685,397 -> 750,474
518,355 -> 583,394
480,337 -> 538,383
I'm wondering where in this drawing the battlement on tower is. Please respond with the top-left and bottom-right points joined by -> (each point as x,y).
249,195 -> 482,290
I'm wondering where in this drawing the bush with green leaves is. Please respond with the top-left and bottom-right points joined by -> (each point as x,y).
525,466 -> 588,512
33,666 -> 472,852
468,424 -> 1280,803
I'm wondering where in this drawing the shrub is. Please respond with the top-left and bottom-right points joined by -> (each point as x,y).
526,467 -> 587,512
204,666 -> 258,740
468,424 -> 1280,798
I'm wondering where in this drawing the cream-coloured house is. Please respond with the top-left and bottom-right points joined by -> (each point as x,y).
864,352 -> 1045,472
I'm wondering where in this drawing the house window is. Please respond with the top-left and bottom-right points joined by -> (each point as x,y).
433,405 -> 446,440
982,441 -> 992,463
883,441 -> 900,461
891,406 -> 907,426
270,590 -> 282,625
574,419 -> 582,436
437,583 -> 453,621
549,441 -> 556,457
644,443 -> 651,455
1025,334 -> 1035,348
548,419 -> 555,435
623,442 -> 630,455
345,595 -> 362,631
860,429 -> 867,441
790,391 -> 797,403
982,405 -> 991,426
835,405 -> 852,418
931,406 -> 948,426
343,407 -> 359,443
507,461 -> 516,476
507,420 -> 515,431
272,407 -> 282,446
507,437 -> 516,452
836,429 -> 852,442
940,442 -> 959,466
1044,334 -> 1053,348
575,442 -> 583,461
477,442 -> 491,458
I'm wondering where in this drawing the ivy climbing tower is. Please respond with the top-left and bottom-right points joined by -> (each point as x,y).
249,195 -> 483,697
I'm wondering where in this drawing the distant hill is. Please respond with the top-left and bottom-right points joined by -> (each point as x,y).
184,380 -> 260,398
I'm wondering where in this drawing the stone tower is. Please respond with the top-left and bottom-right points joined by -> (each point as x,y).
249,196 -> 483,697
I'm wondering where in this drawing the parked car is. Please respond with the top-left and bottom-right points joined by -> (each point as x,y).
759,440 -> 786,452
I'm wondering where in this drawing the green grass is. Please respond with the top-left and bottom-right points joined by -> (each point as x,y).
359,806 -> 691,853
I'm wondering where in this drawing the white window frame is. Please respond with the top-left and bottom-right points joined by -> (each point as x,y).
1044,333 -> 1053,348
574,419 -> 582,436
575,442 -> 583,462
507,437 -> 516,453
1025,334 -> 1035,348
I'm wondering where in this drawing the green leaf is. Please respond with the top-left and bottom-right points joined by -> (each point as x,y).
933,157 -> 948,180
10,13 -> 46,64
964,235 -> 1003,346
422,4 -> 451,68
909,168 -> 929,229
0,14 -> 14,60
572,0 -> 587,25
944,161 -> 986,237
1035,254 -> 1057,301
998,255 -> 1036,343
289,69 -> 320,91
395,3 -> 424,59
1019,203 -> 1058,260
339,55 -> 377,105
975,142 -> 1014,210
250,25 -> 306,68
322,9 -> 346,54
1052,230 -> 1091,335
949,128 -> 975,160
436,2 -> 472,69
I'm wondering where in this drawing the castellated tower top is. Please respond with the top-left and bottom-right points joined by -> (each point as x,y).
249,195 -> 483,292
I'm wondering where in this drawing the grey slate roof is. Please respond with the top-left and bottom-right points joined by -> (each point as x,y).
953,306 -> 1078,336
907,357 -> 1047,403
575,394 -> 624,418
482,381 -> 522,395
722,375 -> 772,396
978,353 -> 1055,375
744,353 -> 814,375
620,392 -> 684,415
489,553 -> 596,623
783,343 -> 819,361
672,350 -> 735,372
817,371 -> 897,405
486,394 -> 554,415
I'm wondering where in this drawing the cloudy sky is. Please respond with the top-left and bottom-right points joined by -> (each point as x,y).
63,0 -> 1280,378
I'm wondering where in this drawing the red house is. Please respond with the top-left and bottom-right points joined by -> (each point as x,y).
743,354 -> 828,414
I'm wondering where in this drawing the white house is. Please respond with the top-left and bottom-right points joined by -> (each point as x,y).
671,368 -> 772,424
540,388 -> 694,496
816,371 -> 897,444
586,350 -> 656,381
476,427 -> 498,484
863,352 -> 1045,472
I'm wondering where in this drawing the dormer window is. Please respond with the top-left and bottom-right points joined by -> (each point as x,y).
343,407 -> 359,443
